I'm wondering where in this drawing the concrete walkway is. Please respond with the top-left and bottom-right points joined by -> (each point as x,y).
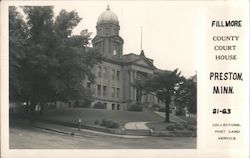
124,122 -> 149,130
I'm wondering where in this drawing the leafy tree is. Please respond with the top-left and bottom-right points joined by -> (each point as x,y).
134,69 -> 183,122
9,6 -> 101,117
9,6 -> 29,102
175,76 -> 197,115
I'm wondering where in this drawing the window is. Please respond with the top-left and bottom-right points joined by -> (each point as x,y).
113,43 -> 118,55
105,28 -> 110,35
111,69 -> 115,80
103,67 -> 108,79
117,71 -> 120,81
98,66 -> 102,78
87,82 -> 91,88
103,86 -> 107,97
97,85 -> 101,96
116,88 -> 120,98
111,87 -> 115,98
96,43 -> 101,51
117,104 -> 120,110
112,104 -> 115,110
104,103 -> 107,108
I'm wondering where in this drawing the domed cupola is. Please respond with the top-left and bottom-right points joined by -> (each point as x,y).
95,5 -> 120,37
92,5 -> 124,58
97,5 -> 119,25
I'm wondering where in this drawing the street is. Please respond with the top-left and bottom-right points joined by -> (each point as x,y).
10,122 -> 196,149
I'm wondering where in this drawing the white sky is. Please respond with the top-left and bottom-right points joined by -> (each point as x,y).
34,1 -> 201,77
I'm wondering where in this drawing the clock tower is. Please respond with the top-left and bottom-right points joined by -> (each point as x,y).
92,5 -> 124,58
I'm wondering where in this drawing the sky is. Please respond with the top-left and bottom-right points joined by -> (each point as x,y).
36,1 -> 200,78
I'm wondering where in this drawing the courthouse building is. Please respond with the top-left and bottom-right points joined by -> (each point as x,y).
84,6 -> 166,110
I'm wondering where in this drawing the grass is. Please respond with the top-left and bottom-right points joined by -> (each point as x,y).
147,121 -> 197,132
177,116 -> 197,125
146,115 -> 197,132
146,121 -> 172,131
36,108 -> 163,127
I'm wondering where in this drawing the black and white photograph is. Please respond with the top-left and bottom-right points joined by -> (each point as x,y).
9,1 -> 199,150
1,0 -> 249,158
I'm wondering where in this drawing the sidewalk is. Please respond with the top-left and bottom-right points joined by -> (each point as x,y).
124,122 -> 149,130
124,121 -> 152,136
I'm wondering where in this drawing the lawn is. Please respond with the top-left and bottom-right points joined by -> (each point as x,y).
146,115 -> 197,132
178,116 -> 197,124
36,108 -> 163,127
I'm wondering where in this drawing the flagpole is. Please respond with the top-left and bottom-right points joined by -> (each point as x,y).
140,26 -> 142,52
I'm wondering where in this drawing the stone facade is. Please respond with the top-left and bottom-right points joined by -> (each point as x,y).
85,6 -> 166,110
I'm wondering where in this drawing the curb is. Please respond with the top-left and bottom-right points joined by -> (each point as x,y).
12,116 -> 196,137
33,118 -> 125,135
32,120 -> 196,137
152,130 -> 196,137
30,124 -> 76,136
30,122 -> 147,138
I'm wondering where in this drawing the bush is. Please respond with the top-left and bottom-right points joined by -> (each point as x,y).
158,107 -> 166,112
127,103 -> 143,112
74,100 -> 80,107
100,119 -> 120,128
152,104 -> 160,108
81,101 -> 91,108
186,125 -> 196,131
152,104 -> 160,109
165,124 -> 175,131
73,100 -> 91,108
175,124 -> 184,130
100,119 -> 108,126
175,110 -> 185,116
94,119 -> 99,125
182,123 -> 189,129
106,121 -> 119,128
93,102 -> 107,109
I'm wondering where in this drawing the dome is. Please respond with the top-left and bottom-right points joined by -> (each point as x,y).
97,5 -> 119,25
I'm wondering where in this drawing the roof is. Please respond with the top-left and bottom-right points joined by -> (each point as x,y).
97,5 -> 119,25
98,52 -> 157,70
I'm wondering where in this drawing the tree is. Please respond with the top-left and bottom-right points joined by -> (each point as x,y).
9,7 -> 101,118
9,6 -> 29,102
175,76 -> 197,115
134,69 -> 183,122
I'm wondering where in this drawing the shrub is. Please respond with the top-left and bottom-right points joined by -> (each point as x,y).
93,102 -> 107,109
100,119 -> 108,126
165,124 -> 175,131
73,100 -> 91,108
175,124 -> 184,130
94,119 -> 99,125
100,119 -> 120,129
106,121 -> 119,128
74,100 -> 80,107
152,104 -> 160,108
186,125 -> 196,131
127,104 -> 143,112
152,104 -> 160,110
182,123 -> 189,128
158,107 -> 166,112
175,110 -> 185,116
80,101 -> 91,108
